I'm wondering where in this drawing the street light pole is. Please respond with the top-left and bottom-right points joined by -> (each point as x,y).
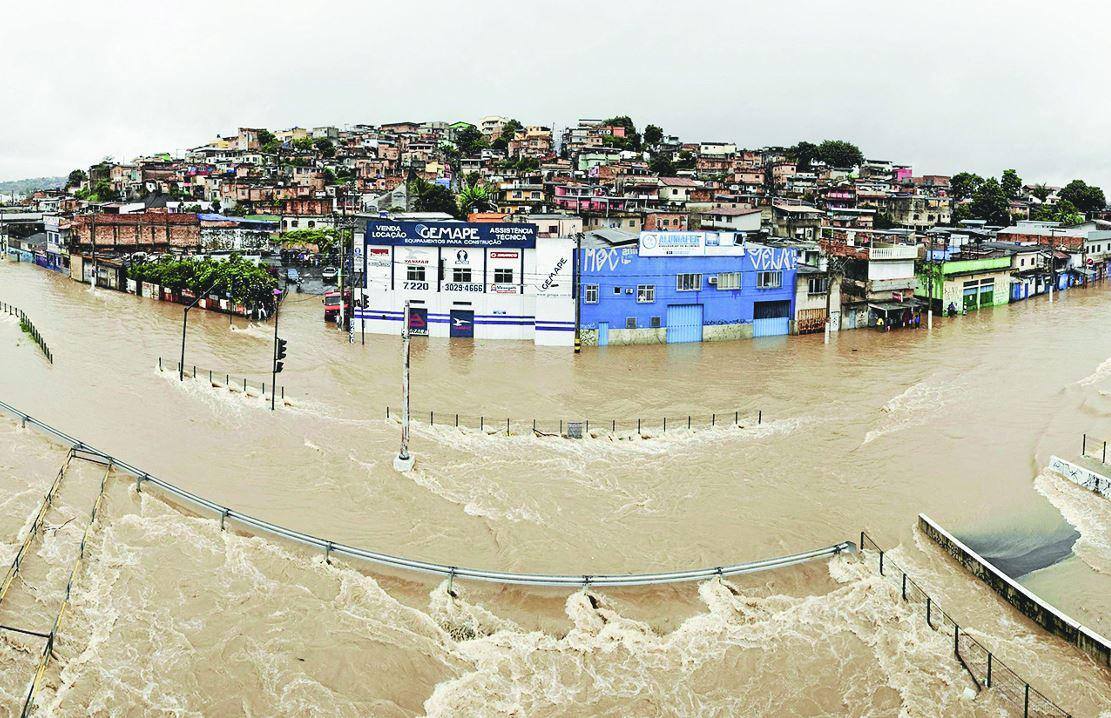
179,281 -> 221,381
394,300 -> 414,472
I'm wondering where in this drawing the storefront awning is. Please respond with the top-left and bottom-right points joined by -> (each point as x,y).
1074,267 -> 1096,278
869,301 -> 923,312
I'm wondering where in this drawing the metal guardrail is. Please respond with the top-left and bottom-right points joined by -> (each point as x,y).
157,357 -> 285,402
0,398 -> 852,588
859,532 -> 1070,718
386,406 -> 764,437
1,300 -> 53,363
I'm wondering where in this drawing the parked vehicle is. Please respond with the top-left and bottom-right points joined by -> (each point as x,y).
321,266 -> 338,282
285,267 -> 302,284
323,290 -> 352,323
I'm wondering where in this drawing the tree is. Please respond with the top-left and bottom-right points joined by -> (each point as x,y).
409,178 -> 460,218
457,181 -> 496,215
1030,184 -> 1051,202
874,213 -> 896,229
789,141 -> 820,170
67,169 -> 87,186
649,154 -> 676,176
643,124 -> 663,148
815,140 -> 863,168
257,129 -> 280,153
601,115 -> 642,151
1032,198 -> 1084,226
455,126 -> 487,156
1001,169 -> 1022,199
951,203 -> 973,224
950,172 -> 984,201
969,178 -> 1010,225
1059,179 -> 1106,215
292,137 -> 315,152
491,118 -> 523,151
314,138 -> 335,158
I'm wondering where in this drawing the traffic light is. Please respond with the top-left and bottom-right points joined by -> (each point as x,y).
274,337 -> 288,373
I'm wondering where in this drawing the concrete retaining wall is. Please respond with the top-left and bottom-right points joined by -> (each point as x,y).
1048,455 -> 1111,498
918,513 -> 1110,668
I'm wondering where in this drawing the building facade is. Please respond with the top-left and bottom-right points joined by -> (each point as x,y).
353,219 -> 574,345
578,232 -> 797,345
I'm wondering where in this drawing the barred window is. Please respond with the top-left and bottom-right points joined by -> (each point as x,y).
636,285 -> 655,303
676,273 -> 702,291
585,284 -> 599,304
716,272 -> 741,290
757,271 -> 782,288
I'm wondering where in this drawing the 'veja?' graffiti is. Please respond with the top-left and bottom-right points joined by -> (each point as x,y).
747,247 -> 797,272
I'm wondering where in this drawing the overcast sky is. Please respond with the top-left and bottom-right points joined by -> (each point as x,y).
3,0 -> 1109,190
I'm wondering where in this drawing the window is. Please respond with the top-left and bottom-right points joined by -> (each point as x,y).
585,284 -> 599,304
613,286 -> 622,295
676,273 -> 702,291
636,285 -> 655,303
807,276 -> 828,295
650,316 -> 662,328
406,265 -> 426,282
452,267 -> 472,283
757,271 -> 782,289
626,317 -> 637,329
494,268 -> 514,284
716,272 -> 741,290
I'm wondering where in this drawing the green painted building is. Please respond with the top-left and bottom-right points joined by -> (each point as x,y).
916,255 -> 1012,313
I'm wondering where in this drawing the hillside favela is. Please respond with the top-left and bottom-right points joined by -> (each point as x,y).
1,4 -> 1110,717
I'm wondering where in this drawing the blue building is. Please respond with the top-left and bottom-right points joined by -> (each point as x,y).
578,233 -> 798,345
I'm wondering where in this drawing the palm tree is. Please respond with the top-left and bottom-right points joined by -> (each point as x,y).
457,181 -> 496,216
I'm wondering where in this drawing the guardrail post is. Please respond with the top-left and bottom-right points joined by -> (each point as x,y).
506,418 -> 510,436
1083,433 -> 1087,455
953,624 -> 959,655
663,417 -> 667,431
386,406 -> 390,419
480,416 -> 484,431
901,572 -> 907,600
986,653 -> 992,688
430,410 -> 434,425
758,410 -> 762,424
735,410 -> 739,424
159,357 -> 162,371
687,415 -> 691,429
612,419 -> 616,432
926,597 -> 932,628
637,418 -> 641,433
1104,440 -> 1107,464
879,550 -> 884,576
1024,684 -> 1029,717
456,414 -> 459,427
712,413 -> 715,427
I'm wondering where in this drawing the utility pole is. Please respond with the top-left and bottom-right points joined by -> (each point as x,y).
573,231 -> 582,353
394,300 -> 414,472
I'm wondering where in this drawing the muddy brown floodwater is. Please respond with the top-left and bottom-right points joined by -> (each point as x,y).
1,260 -> 1108,716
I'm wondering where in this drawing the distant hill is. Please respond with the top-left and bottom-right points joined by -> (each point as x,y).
0,176 -> 67,196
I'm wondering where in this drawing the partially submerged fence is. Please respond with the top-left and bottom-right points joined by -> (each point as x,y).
386,406 -> 764,437
1,300 -> 53,363
0,397 -> 850,588
158,357 -> 285,402
859,531 -> 1070,718
1081,433 -> 1108,465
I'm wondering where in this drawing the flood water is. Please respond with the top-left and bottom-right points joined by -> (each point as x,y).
1,259 -> 1108,716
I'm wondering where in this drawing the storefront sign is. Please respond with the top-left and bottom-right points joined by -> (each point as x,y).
638,231 -> 746,257
364,220 -> 536,248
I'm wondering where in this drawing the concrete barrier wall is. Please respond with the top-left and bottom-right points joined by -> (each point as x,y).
918,513 -> 1110,668
1048,455 -> 1111,498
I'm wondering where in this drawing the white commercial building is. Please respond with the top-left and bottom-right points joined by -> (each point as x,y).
353,219 -> 575,345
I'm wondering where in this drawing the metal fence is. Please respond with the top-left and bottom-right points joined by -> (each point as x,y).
1081,433 -> 1108,465
1,300 -> 53,364
859,532 -> 1070,718
0,397 -> 850,588
157,357 -> 284,402
385,407 -> 764,437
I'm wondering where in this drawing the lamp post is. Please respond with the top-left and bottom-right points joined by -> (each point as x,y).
179,281 -> 223,381
394,300 -> 414,472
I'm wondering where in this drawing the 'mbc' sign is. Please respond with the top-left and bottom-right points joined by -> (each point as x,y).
364,221 -> 536,249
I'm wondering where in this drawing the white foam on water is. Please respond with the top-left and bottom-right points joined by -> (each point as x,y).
863,376 -> 965,445
1076,356 -> 1111,387
1035,469 -> 1111,575
423,556 -> 981,717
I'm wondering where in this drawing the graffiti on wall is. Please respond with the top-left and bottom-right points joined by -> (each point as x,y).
582,247 -> 636,273
747,246 -> 797,272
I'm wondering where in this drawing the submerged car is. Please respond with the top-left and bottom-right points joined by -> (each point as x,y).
321,266 -> 339,282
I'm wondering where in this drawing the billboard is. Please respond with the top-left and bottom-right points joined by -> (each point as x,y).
449,309 -> 474,338
638,231 -> 747,257
408,307 -> 428,336
364,220 -> 536,248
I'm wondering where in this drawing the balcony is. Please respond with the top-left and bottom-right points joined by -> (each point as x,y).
869,244 -> 918,260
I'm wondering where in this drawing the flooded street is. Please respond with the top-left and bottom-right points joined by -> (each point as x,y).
1,259 -> 1108,716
